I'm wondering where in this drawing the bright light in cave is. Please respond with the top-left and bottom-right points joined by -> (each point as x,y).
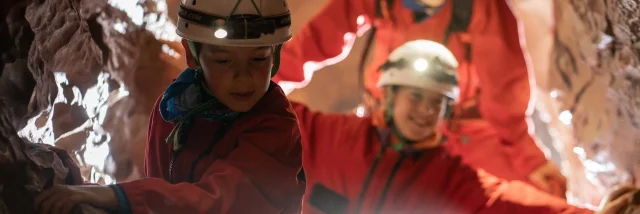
19,71 -> 118,184
108,0 -> 144,25
81,72 -> 113,182
113,21 -> 128,34
559,110 -> 573,125
17,72 -> 71,145
110,0 -> 180,53
356,106 -> 365,117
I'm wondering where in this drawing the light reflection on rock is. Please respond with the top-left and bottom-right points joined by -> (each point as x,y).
515,0 -> 640,207
13,0 -> 183,187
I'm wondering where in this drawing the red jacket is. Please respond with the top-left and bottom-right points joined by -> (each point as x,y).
274,0 -> 547,178
292,102 -> 591,214
116,85 -> 305,214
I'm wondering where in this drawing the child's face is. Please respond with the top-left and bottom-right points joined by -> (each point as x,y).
187,42 -> 273,112
390,86 -> 444,141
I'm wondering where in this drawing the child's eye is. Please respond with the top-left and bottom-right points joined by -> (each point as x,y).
253,57 -> 267,62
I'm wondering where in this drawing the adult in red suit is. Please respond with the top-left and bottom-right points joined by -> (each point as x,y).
274,0 -> 566,197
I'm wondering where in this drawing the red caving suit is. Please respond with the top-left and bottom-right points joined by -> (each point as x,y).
116,85 -> 305,214
274,0 -> 547,182
292,102 -> 591,214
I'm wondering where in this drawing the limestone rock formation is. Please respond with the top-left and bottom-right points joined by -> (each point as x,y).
0,0 -> 180,212
531,0 -> 640,206
16,0 -> 182,184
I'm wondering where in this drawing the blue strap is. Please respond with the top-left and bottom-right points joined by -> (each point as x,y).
158,68 -> 239,151
402,0 -> 428,11
159,68 -> 201,122
109,184 -> 133,214
401,0 -> 446,23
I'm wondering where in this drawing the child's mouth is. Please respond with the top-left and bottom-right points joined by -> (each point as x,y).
230,91 -> 254,101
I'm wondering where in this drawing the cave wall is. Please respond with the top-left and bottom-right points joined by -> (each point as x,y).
0,0 -> 114,212
520,0 -> 640,207
7,0 -> 183,185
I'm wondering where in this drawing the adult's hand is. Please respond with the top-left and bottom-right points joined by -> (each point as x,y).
528,161 -> 567,198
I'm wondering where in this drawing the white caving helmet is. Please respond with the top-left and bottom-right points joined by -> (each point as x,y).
377,40 -> 460,101
176,0 -> 292,47
176,0 -> 292,75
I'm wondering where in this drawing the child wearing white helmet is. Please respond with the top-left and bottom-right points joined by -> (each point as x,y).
33,0 -> 305,213
290,40 -> 631,213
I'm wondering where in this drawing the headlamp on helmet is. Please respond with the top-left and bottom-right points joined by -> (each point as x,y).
376,40 -> 460,101
378,57 -> 458,86
178,5 -> 291,40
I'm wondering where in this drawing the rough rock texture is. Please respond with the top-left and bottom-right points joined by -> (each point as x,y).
17,0 -> 181,184
0,100 -> 67,213
0,0 -> 179,212
542,0 -> 640,206
0,0 -> 75,212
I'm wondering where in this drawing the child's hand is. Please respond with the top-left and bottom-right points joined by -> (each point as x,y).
34,185 -> 117,214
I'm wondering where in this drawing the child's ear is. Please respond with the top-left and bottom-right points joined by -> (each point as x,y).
182,39 -> 198,68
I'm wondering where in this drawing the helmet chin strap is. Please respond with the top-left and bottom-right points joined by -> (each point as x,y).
186,40 -> 282,77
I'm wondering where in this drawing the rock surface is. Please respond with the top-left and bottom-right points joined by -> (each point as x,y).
0,0 -> 69,212
531,0 -> 640,206
0,0 -> 180,212
15,0 -> 182,184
